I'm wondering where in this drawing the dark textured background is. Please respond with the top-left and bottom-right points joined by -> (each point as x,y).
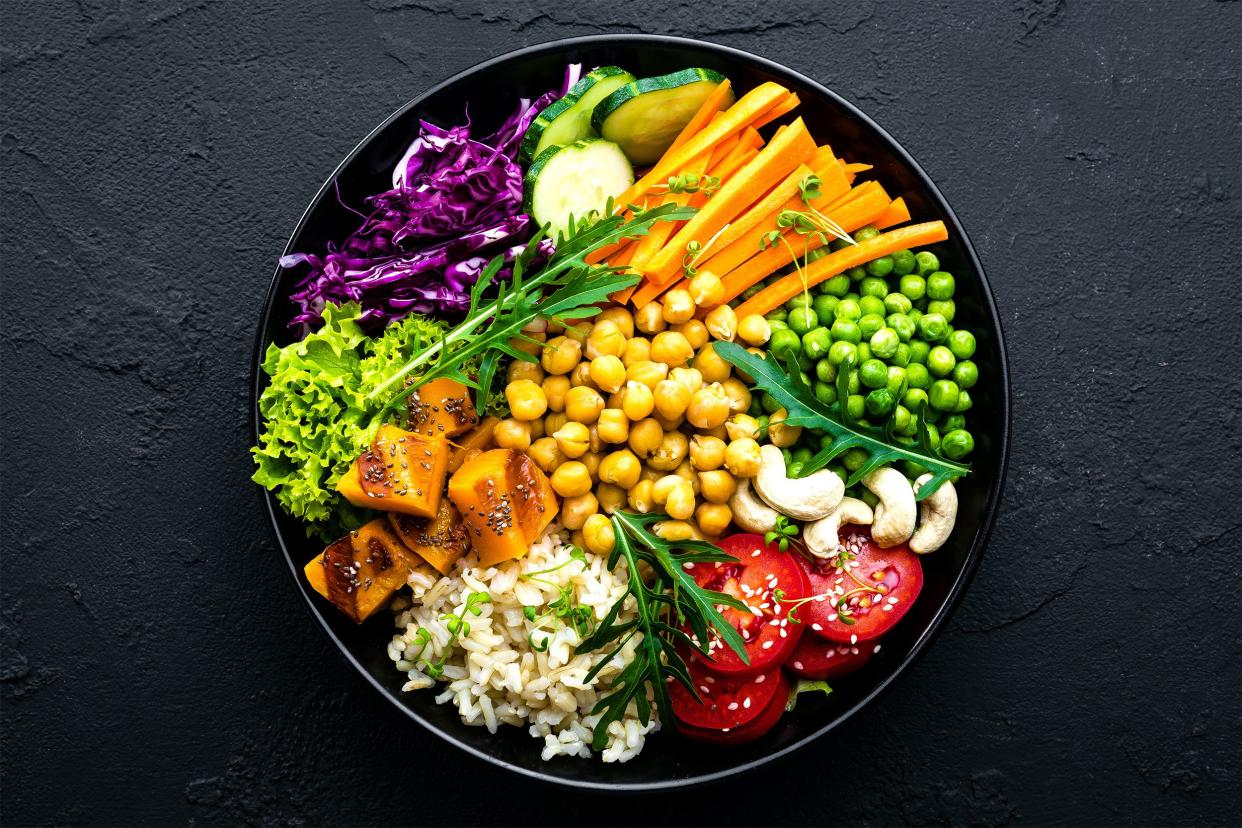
2,1 -> 1240,825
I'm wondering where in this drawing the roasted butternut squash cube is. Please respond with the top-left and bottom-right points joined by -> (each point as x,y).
448,448 -> 559,567
406,378 -> 480,438
448,416 -> 500,473
303,519 -> 423,622
356,424 -> 449,518
387,499 -> 470,576
335,457 -> 369,509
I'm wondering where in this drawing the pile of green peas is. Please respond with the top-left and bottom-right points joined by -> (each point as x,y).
738,226 -> 979,485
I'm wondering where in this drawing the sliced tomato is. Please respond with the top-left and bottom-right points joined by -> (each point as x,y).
794,525 -> 923,643
785,633 -> 878,680
670,653 -> 790,745
688,533 -> 810,676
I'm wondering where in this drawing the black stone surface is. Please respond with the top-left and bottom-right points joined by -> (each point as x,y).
2,1 -> 1239,825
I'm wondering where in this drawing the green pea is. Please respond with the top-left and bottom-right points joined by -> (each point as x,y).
865,388 -> 896,417
892,404 -> 914,434
870,327 -> 900,359
748,396 -> 764,417
887,313 -> 916,343
858,295 -> 887,318
860,277 -> 889,298
828,340 -> 858,367
819,274 -> 850,297
927,345 -> 957,377
930,379 -> 960,411
806,248 -> 830,264
829,238 -> 852,252
908,341 -> 931,365
891,342 -> 912,367
855,342 -> 872,363
884,292 -> 913,315
859,488 -> 880,509
797,353 -> 814,373
761,394 -> 782,414
766,308 -> 788,324
845,394 -> 866,420
858,313 -> 885,339
926,271 -> 955,300
905,363 -> 931,389
815,358 -> 837,382
915,251 -> 940,275
846,265 -> 867,282
859,359 -> 888,389
802,327 -> 832,359
953,360 -> 978,389
834,299 -> 862,321
954,389 -> 974,412
942,414 -> 967,433
768,319 -> 790,333
756,414 -> 770,438
813,381 -> 837,405
787,461 -> 806,478
830,319 -> 862,344
899,274 -> 926,301
886,365 -> 908,397
854,226 -> 880,243
865,255 -> 894,278
770,328 -> 801,356
925,422 -> 941,450
740,283 -> 764,300
902,460 -> 929,478
788,306 -> 818,335
907,308 -> 923,324
941,429 -> 974,459
948,330 -> 977,359
843,292 -> 861,304
917,313 -> 949,342
813,294 -> 839,321
846,369 -> 861,394
902,387 -> 929,412
786,294 -> 815,315
828,464 -> 848,483
891,248 -> 916,276
841,446 -> 869,471
926,299 -> 956,322
792,446 -> 814,464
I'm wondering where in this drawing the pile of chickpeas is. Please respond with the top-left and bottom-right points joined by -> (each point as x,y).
495,272 -> 795,556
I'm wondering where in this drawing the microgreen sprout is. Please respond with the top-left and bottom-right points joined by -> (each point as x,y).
764,515 -> 800,552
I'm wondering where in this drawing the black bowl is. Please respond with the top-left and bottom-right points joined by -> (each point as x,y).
252,35 -> 1010,791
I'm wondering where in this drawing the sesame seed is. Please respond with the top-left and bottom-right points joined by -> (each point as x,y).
754,674 -> 765,683
811,623 -> 823,631
761,641 -> 773,650
873,644 -> 882,653
743,697 -> 751,709
792,661 -> 803,670
727,702 -> 738,711
850,634 -> 858,645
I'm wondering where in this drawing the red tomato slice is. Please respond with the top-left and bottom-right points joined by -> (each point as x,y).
785,634 -> 879,680
670,653 -> 791,745
688,533 -> 810,676
794,525 -> 923,643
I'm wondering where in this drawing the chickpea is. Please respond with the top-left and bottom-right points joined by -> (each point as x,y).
561,492 -> 599,530
589,355 -> 626,393
652,474 -> 682,505
528,419 -> 545,439
570,362 -> 596,389
582,513 -> 615,555
628,479 -> 656,513
522,317 -> 548,335
696,502 -> 733,537
550,461 -> 592,497
621,337 -> 651,367
701,424 -> 729,441
724,437 -> 762,477
634,302 -> 667,335
585,320 -> 626,359
698,470 -> 737,504
507,359 -> 545,385
664,479 -> 697,520
721,377 -> 752,413
587,423 -> 605,453
653,412 -> 685,432
692,343 -> 731,384
527,437 -> 566,473
544,412 -> 569,436
648,430 -> 689,471
627,360 -> 669,389
542,375 -> 571,412
596,307 -> 634,338
768,408 -> 803,447
689,435 -> 727,470
619,380 -> 655,421
674,460 -> 702,496
673,319 -> 709,351
579,451 -> 603,481
545,320 -> 565,335
627,418 -> 664,459
669,366 -> 704,394
505,379 -> 548,421
563,321 -> 591,344
662,289 -> 696,324
493,418 -> 531,450
565,386 -> 605,424
596,482 -> 628,514
688,271 -> 725,308
649,331 -> 694,367
599,449 -> 642,489
570,529 -> 586,549
541,335 -> 581,374
597,409 -> 630,444
640,466 -> 663,484
737,314 -> 771,346
725,413 -> 760,441
686,383 -> 731,429
705,304 -> 737,341
653,379 -> 691,420
654,520 -> 702,541
509,333 -> 545,357
553,421 -> 590,458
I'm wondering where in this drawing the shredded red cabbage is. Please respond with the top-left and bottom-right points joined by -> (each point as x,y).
283,64 -> 581,332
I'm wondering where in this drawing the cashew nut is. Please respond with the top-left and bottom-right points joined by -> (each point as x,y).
861,467 -> 916,548
803,497 -> 874,558
728,479 -> 780,534
753,445 -> 844,520
909,474 -> 958,554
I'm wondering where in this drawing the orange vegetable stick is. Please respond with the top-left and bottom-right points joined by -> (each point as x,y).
668,79 -> 734,153
750,92 -> 800,129
629,153 -> 713,274
845,162 -> 873,175
739,125 -> 765,150
733,222 -> 949,318
705,133 -> 741,171
875,197 -> 910,230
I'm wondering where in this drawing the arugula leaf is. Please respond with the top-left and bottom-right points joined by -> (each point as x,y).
785,679 -> 833,712
713,341 -> 968,499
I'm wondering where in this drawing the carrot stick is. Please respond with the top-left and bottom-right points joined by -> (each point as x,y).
750,93 -> 800,129
705,133 -> 741,171
874,197 -> 910,230
732,222 -> 949,318
708,145 -> 757,182
739,125 -> 765,150
845,162 -> 873,175
629,154 -> 713,274
668,79 -> 734,153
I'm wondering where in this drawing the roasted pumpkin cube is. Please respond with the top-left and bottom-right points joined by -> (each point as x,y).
406,378 -> 479,438
335,456 -> 369,509
448,448 -> 559,567
356,424 -> 449,518
303,519 -> 423,622
387,499 -> 470,576
448,416 -> 500,473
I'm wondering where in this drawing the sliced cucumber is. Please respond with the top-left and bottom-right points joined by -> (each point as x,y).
591,68 -> 733,166
523,138 -> 634,238
518,66 -> 637,165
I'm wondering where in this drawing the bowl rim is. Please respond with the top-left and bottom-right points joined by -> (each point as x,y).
251,33 -> 1011,792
